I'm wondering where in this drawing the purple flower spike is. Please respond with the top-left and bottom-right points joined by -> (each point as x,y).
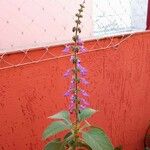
64,89 -> 72,97
63,45 -> 70,53
64,69 -> 72,77
77,63 -> 87,76
80,89 -> 89,97
80,78 -> 89,85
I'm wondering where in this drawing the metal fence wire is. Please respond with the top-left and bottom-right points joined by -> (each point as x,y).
0,0 -> 149,70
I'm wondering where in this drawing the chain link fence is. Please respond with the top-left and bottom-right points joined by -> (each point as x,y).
0,0 -> 149,70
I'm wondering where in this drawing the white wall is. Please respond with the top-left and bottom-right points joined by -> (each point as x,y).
0,0 -> 148,52
0,0 -> 93,52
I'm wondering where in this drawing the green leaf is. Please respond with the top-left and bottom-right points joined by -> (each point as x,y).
49,110 -> 70,121
44,141 -> 65,150
49,111 -> 71,126
82,127 -> 114,150
52,138 -> 61,142
43,121 -> 71,140
79,108 -> 97,121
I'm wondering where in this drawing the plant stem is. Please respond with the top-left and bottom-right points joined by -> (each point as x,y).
74,19 -> 80,126
74,20 -> 79,150
72,1 -> 85,150
73,1 -> 85,149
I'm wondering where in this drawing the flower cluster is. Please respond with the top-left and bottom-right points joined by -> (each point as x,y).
63,39 -> 89,113
63,38 -> 87,54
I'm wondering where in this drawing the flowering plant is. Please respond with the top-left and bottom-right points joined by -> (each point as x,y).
42,1 -> 116,150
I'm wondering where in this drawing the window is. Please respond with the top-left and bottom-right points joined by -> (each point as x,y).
93,0 -> 148,37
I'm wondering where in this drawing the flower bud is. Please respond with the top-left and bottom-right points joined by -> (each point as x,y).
80,4 -> 85,8
72,46 -> 80,52
72,27 -> 76,32
78,28 -> 81,33
78,9 -> 83,12
72,35 -> 79,42
75,20 -> 81,24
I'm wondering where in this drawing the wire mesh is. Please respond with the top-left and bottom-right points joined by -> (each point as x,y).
0,0 -> 149,70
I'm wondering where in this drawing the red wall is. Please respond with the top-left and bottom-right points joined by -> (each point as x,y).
0,32 -> 150,150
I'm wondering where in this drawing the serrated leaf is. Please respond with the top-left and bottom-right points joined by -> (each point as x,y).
79,108 -> 96,121
43,121 -> 71,140
44,141 -> 65,150
82,127 -> 114,150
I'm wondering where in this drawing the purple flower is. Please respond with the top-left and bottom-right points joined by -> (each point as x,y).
80,105 -> 86,110
77,38 -> 87,52
68,95 -> 76,112
79,46 -> 87,53
69,80 -> 75,89
70,56 -> 74,62
80,78 -> 89,85
80,89 -> 89,97
63,45 -> 70,53
79,98 -> 90,110
80,98 -> 90,106
64,69 -> 72,77
77,63 -> 87,76
69,101 -> 75,113
64,89 -> 72,97
70,95 -> 75,101
77,38 -> 83,46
